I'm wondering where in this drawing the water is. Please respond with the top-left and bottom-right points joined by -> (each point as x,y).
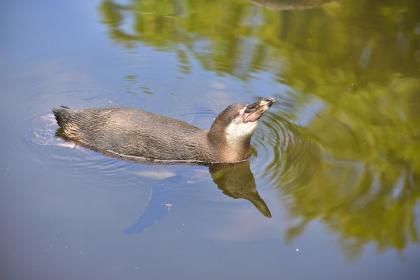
1,0 -> 420,279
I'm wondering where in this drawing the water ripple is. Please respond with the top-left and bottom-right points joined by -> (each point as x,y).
25,108 -> 319,190
252,111 -> 320,189
25,113 -> 149,186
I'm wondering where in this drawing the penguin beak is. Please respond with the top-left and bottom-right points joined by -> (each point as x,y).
243,97 -> 275,123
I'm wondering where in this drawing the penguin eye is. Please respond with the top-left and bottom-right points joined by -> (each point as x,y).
244,101 -> 259,113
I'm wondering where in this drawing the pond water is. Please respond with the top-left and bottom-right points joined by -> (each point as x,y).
1,0 -> 420,279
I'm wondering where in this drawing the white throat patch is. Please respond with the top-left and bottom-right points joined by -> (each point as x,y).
225,118 -> 257,145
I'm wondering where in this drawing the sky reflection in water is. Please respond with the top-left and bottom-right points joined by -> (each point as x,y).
1,0 -> 420,279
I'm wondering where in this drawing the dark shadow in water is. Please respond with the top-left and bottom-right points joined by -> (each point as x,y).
125,175 -> 181,234
125,160 -> 270,234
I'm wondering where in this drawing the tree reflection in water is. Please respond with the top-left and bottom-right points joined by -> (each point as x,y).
99,0 -> 420,257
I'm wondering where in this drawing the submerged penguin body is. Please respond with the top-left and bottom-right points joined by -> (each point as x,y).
53,98 -> 274,164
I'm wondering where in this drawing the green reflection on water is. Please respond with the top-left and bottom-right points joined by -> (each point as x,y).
99,0 -> 420,256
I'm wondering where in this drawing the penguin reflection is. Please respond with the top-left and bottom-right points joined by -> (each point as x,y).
209,161 -> 271,218
125,161 -> 271,234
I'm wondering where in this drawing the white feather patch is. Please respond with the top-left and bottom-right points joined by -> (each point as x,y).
225,119 -> 257,145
